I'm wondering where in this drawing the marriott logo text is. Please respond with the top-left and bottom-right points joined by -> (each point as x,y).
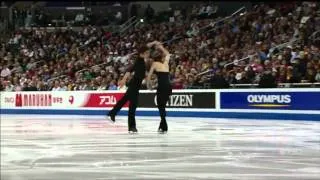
15,94 -> 52,107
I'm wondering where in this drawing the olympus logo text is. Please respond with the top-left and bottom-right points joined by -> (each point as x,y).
247,95 -> 291,107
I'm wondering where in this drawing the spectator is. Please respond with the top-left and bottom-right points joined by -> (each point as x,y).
37,81 -> 47,91
22,82 -> 29,91
28,81 -> 38,91
145,4 -> 155,22
108,80 -> 118,90
259,70 -> 277,88
184,75 -> 197,89
4,81 -> 14,91
59,81 -> 68,91
115,11 -> 123,24
172,77 -> 183,89
226,72 -> 237,84
0,81 -> 3,91
24,10 -> 32,27
13,77 -> 22,91
315,69 -> 320,82
97,79 -> 107,91
82,80 -> 93,90
1,64 -> 11,78
75,13 -> 85,25
52,80 -> 61,91
113,2 -> 121,7
210,69 -> 229,89
130,4 -> 138,17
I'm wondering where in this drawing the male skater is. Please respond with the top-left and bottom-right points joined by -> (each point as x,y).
107,46 -> 150,133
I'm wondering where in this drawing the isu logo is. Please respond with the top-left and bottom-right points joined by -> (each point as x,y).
15,94 -> 52,107
69,96 -> 74,104
5,97 -> 14,103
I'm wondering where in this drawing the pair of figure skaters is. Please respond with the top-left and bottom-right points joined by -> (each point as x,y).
107,41 -> 172,134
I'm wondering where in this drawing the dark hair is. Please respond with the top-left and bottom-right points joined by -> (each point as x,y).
138,45 -> 149,54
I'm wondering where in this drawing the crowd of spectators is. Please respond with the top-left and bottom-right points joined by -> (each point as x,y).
8,2 -> 128,29
1,2 -> 319,92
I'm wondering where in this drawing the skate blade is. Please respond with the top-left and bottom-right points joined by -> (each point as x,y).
107,116 -> 115,124
128,131 -> 138,134
158,131 -> 167,134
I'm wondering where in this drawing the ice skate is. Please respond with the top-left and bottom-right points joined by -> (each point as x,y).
128,127 -> 138,134
107,112 -> 116,123
158,128 -> 167,134
158,122 -> 168,134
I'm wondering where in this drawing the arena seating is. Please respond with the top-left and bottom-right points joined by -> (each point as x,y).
0,2 -> 319,91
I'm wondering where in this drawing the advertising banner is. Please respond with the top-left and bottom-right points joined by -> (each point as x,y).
1,91 -> 215,109
82,93 -> 128,108
220,91 -> 320,110
138,92 -> 216,108
0,91 -> 127,109
1,92 -> 63,108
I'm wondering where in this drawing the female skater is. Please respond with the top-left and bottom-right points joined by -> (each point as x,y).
146,41 -> 172,133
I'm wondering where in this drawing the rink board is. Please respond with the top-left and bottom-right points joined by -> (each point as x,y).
1,89 -> 320,121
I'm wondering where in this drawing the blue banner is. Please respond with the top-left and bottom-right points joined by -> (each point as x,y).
220,92 -> 320,110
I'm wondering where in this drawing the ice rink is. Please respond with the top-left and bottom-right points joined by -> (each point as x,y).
1,115 -> 320,180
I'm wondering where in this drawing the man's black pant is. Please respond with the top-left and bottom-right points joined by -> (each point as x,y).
108,88 -> 139,128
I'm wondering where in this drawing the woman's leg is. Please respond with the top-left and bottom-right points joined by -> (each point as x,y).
157,92 -> 170,132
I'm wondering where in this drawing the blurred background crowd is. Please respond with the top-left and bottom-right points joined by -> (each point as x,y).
0,1 -> 319,91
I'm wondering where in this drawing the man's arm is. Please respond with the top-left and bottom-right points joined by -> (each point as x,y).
118,63 -> 134,87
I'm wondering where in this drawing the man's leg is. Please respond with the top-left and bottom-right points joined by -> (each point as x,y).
108,91 -> 130,121
128,92 -> 139,133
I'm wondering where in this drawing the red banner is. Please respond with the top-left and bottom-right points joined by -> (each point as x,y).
15,93 -> 53,107
83,93 -> 129,107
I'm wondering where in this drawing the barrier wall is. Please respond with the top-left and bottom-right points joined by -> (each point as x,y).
1,88 -> 320,121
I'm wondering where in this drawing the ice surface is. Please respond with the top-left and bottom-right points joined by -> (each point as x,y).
1,115 -> 320,180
